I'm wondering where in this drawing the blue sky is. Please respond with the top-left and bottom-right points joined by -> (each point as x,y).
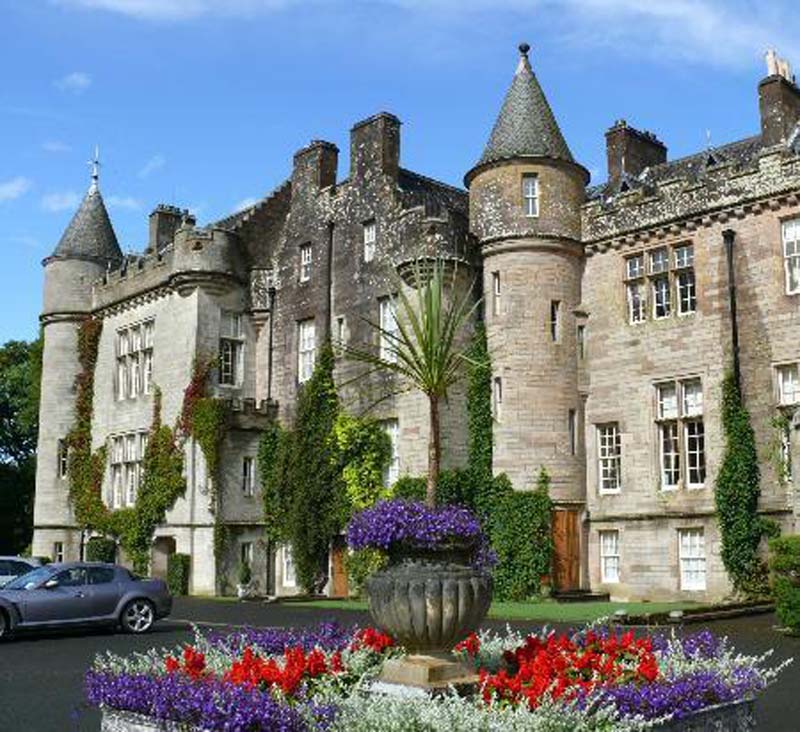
1,0 -> 798,343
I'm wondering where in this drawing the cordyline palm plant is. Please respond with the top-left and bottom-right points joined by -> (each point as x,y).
343,258 -> 480,507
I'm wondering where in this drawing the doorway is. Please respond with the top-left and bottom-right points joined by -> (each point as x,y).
552,509 -> 581,591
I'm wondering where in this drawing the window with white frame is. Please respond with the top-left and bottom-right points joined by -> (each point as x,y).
678,528 -> 706,591
57,439 -> 69,479
298,319 -> 316,383
109,431 -> 148,509
550,301 -> 560,342
656,379 -> 705,490
492,376 -> 503,422
240,541 -> 253,569
778,363 -> 800,406
782,218 -> 800,294
624,244 -> 696,324
599,530 -> 620,583
283,545 -> 296,587
577,325 -> 586,359
299,243 -> 312,282
568,409 -> 577,456
219,311 -> 244,386
675,244 -> 697,315
492,272 -> 501,317
597,423 -> 621,493
363,220 -> 376,262
242,456 -> 255,497
116,320 -> 155,400
53,542 -> 64,563
379,296 -> 399,363
522,174 -> 539,217
382,419 -> 400,487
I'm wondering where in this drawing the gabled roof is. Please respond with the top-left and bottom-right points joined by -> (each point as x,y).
474,44 -> 575,171
48,184 -> 122,266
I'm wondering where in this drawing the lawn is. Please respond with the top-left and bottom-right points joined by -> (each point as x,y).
285,598 -> 701,623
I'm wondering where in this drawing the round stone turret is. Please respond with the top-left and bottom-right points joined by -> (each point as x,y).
466,44 -> 587,502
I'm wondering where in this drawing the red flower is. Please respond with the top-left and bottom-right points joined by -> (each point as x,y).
455,632 -> 480,657
164,656 -> 180,674
350,627 -> 394,654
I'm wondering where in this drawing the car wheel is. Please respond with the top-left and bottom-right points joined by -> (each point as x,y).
121,599 -> 155,634
0,610 -> 9,641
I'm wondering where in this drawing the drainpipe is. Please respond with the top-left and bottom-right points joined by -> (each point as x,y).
325,221 -> 335,342
266,286 -> 276,401
723,229 -> 741,390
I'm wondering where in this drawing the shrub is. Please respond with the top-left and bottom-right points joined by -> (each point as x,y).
490,469 -> 553,601
167,553 -> 191,596
769,536 -> 800,632
238,562 -> 252,587
85,536 -> 117,563
392,469 -> 475,509
715,370 -> 769,596
344,548 -> 388,598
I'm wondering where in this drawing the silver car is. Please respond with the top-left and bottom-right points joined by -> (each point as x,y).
0,557 -> 41,587
0,562 -> 172,640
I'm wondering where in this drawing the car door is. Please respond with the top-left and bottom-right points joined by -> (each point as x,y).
21,567 -> 89,624
0,560 -> 13,587
85,567 -> 122,618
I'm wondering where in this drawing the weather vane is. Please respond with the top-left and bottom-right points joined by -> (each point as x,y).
88,145 -> 101,189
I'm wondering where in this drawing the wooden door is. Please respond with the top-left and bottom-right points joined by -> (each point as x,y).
330,539 -> 349,598
552,510 -> 580,591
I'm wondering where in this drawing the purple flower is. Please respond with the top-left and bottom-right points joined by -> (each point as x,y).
85,671 -> 317,731
207,621 -> 354,655
346,499 -> 484,553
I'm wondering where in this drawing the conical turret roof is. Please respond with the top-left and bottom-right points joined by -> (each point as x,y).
48,181 -> 122,266
471,44 -> 576,175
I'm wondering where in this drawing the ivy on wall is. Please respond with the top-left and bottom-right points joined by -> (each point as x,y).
466,322 -> 493,488
715,370 -> 776,597
66,319 -> 226,575
258,421 -> 292,543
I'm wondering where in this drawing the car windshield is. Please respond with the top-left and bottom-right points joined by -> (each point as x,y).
3,566 -> 53,590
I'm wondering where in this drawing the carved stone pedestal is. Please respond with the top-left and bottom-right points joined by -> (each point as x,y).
373,654 -> 478,695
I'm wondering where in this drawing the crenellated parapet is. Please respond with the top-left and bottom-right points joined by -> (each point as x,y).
583,146 -> 800,250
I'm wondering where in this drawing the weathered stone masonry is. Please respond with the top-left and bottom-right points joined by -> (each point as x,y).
33,45 -> 800,601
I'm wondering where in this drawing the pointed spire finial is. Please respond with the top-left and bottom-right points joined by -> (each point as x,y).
519,42 -> 530,57
88,145 -> 101,192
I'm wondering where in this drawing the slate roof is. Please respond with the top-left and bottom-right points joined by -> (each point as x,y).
587,135 -> 765,200
475,45 -> 575,169
49,185 -> 122,266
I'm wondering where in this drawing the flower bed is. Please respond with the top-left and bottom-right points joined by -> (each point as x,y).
87,622 -> 790,731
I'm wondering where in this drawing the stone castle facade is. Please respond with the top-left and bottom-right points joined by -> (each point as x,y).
33,45 -> 800,601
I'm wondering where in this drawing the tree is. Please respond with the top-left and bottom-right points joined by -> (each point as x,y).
0,336 -> 42,554
344,259 -> 479,506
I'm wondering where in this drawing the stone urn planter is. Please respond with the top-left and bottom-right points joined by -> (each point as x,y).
366,544 -> 492,654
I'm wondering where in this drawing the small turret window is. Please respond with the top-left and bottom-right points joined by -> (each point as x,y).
219,311 -> 244,387
522,174 -> 539,217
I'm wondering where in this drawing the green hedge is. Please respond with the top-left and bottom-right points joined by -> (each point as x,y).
85,536 -> 117,563
769,536 -> 800,632
167,553 -> 191,596
490,470 -> 553,601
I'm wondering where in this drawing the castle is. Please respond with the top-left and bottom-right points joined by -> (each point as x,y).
33,44 -> 800,601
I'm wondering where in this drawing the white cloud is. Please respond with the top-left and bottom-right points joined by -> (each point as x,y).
54,0 -> 288,21
54,71 -> 92,94
107,195 -> 142,210
0,177 -> 33,203
42,191 -> 81,212
138,154 -> 165,179
234,196 -> 259,212
42,140 -> 72,153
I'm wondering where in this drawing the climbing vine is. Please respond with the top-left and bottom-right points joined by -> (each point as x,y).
66,319 -> 226,574
258,420 -> 292,543
715,370 -> 775,597
769,411 -> 793,484
331,412 -> 391,512
466,321 -> 493,519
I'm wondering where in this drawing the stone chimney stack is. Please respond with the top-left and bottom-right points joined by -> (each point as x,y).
759,51 -> 800,147
605,120 -> 667,185
349,112 -> 401,180
292,140 -> 338,192
148,204 -> 184,253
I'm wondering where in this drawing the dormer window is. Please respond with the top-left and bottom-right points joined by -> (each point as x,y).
522,174 -> 539,217
299,243 -> 312,283
363,220 -> 376,262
